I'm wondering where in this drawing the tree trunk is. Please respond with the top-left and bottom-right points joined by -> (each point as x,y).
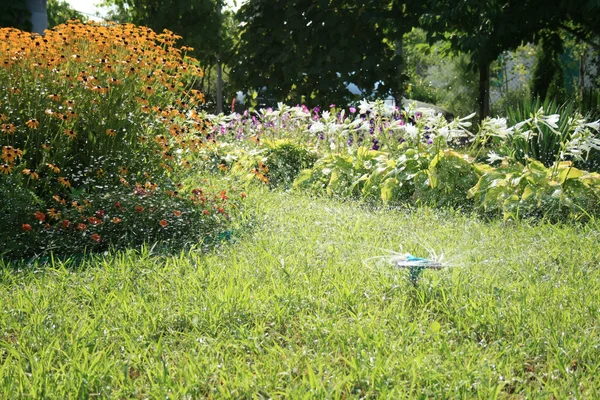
478,63 -> 490,122
26,0 -> 48,34
579,47 -> 586,101
394,38 -> 404,107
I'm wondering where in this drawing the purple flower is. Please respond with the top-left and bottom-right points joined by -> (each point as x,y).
427,139 -> 433,145
371,139 -> 380,150
329,104 -> 336,108
349,106 -> 356,114
313,106 -> 321,114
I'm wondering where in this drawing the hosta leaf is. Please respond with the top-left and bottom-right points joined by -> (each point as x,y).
522,185 -> 535,200
381,178 -> 399,203
558,167 -> 584,184
293,169 -> 313,187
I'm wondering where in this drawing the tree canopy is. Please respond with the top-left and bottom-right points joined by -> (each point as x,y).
230,0 -> 406,107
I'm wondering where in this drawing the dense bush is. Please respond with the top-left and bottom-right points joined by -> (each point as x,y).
0,21 -> 241,259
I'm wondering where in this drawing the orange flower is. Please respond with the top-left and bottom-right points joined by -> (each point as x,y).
53,195 -> 66,205
61,219 -> 71,229
106,129 -> 117,137
0,164 -> 12,174
58,177 -> 71,187
173,210 -> 181,217
77,223 -> 87,231
111,217 -> 122,224
159,219 -> 168,228
34,211 -> 46,222
21,223 -> 32,231
219,190 -> 228,201
22,169 -> 39,179
1,124 -> 16,134
64,129 -> 77,139
135,205 -> 144,213
203,209 -> 210,215
26,119 -> 40,129
240,192 -> 247,198
91,233 -> 101,243
47,163 -> 60,173
47,208 -> 61,220
41,144 -> 51,151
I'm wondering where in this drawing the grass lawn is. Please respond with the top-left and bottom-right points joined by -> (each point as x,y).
1,187 -> 600,398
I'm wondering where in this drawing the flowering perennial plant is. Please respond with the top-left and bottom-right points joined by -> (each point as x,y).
0,21 -> 242,258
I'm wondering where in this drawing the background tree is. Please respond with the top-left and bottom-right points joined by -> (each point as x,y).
47,0 -> 87,28
230,0 -> 404,107
420,0 -> 600,120
0,0 -> 32,31
532,32 -> 566,102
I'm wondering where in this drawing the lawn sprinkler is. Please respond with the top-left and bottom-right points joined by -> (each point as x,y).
391,253 -> 444,286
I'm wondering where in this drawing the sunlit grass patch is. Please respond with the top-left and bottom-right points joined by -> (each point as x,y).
1,188 -> 599,398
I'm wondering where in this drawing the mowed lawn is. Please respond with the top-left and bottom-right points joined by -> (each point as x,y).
1,187 -> 599,398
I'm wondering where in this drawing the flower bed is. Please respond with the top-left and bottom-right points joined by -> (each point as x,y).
0,21 -> 243,259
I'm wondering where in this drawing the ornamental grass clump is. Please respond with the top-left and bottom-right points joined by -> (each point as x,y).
0,21 -> 242,259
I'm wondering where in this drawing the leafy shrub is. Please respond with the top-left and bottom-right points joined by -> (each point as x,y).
0,21 -> 240,259
294,146 -> 383,199
231,139 -> 317,188
468,160 -> 600,221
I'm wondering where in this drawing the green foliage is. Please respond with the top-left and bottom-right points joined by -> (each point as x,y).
232,139 -> 318,188
468,160 -> 600,221
294,146 -> 384,199
532,33 -> 566,102
0,0 -> 32,31
505,99 -> 575,166
47,0 -> 87,28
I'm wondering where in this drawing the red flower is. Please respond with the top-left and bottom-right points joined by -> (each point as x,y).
202,209 -> 210,215
91,233 -> 101,243
87,216 -> 102,225
96,210 -> 105,218
21,223 -> 32,231
219,190 -> 228,201
135,205 -> 144,213
34,211 -> 46,222
77,223 -> 87,231
173,210 -> 181,217
159,219 -> 168,228
240,192 -> 247,198
61,220 -> 71,229
114,201 -> 123,209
